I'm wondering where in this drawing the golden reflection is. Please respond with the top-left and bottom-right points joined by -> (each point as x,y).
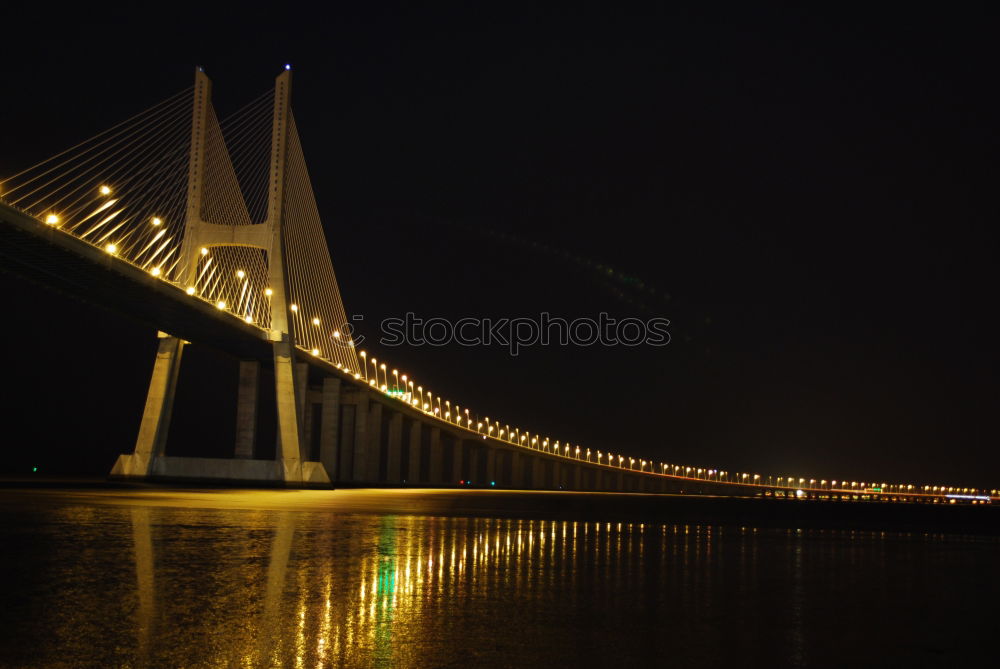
46,493 -> 984,668
130,507 -> 154,666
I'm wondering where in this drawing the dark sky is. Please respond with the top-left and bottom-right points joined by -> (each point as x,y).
2,6 -> 998,487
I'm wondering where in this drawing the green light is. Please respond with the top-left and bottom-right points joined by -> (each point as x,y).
32,467 -> 37,472
491,481 -> 495,486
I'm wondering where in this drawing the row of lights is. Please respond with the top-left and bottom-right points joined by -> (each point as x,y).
40,187 -> 997,498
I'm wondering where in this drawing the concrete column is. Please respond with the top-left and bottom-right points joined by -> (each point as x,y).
485,447 -> 496,484
408,420 -> 422,483
295,363 -> 308,421
234,360 -> 259,459
319,377 -> 341,478
273,339 -> 304,481
352,391 -> 369,481
386,412 -> 402,483
366,401 -> 383,482
573,464 -> 582,490
452,438 -> 464,483
616,470 -> 624,491
532,457 -> 544,489
466,444 -> 478,483
428,427 -> 442,484
129,333 -> 185,475
511,451 -> 523,488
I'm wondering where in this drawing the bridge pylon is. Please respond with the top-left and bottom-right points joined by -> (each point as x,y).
111,67 -> 325,485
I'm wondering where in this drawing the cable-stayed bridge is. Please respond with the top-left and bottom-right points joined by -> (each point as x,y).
1,68 -> 995,505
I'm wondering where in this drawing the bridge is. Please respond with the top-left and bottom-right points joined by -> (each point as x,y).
1,68 -> 995,505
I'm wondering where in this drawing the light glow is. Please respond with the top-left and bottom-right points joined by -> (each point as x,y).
45,214 -> 60,225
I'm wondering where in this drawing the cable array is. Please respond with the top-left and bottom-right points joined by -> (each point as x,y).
3,79 -> 991,499
0,88 -> 194,278
282,114 -> 358,371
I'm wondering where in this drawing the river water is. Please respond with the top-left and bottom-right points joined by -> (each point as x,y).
0,487 -> 996,667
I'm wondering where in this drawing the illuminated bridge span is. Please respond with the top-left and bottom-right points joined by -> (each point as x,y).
1,68 -> 995,504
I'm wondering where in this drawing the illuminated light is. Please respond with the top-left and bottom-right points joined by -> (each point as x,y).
105,243 -> 118,255
244,315 -> 253,324
99,185 -> 112,195
264,288 -> 273,296
311,348 -> 320,356
333,330 -> 340,338
45,213 -> 60,225
216,300 -> 226,309
236,270 -> 245,279
354,373 -> 361,380
185,286 -> 196,295
150,267 -> 161,276
290,304 -> 298,312
151,217 -> 162,226
369,380 -> 376,386
312,317 -> 320,326
200,247 -> 209,256
285,64 -> 292,70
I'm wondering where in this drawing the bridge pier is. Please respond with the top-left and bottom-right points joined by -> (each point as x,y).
319,377 -> 340,479
386,412 -> 403,483
234,360 -> 259,459
485,446 -> 496,485
351,390 -> 369,482
452,438 -> 464,483
408,420 -> 422,483
111,333 -> 185,478
366,401 -> 383,483
428,427 -> 443,484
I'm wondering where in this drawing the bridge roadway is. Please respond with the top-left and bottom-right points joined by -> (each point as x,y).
2,202 -> 993,504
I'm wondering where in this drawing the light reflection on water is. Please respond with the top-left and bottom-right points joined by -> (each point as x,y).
0,490 -> 996,667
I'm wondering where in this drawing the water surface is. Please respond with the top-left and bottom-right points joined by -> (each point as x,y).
0,488 -> 995,667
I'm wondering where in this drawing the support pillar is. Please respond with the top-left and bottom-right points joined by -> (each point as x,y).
485,446 -> 496,484
111,333 -> 185,477
366,401 -> 383,482
408,420 -> 422,483
573,464 -> 582,490
273,339 -> 304,481
234,360 -> 259,459
352,391 -> 369,481
532,457 -> 544,489
511,451 -> 523,488
428,427 -> 442,484
386,412 -> 402,483
452,438 -> 464,483
616,470 -> 624,491
319,377 -> 341,479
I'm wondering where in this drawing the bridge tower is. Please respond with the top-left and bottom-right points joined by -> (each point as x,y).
111,67 -> 323,484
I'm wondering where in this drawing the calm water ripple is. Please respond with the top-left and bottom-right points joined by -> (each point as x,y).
0,488 -> 996,667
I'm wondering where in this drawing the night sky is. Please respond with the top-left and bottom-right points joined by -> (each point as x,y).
1,6 -> 997,487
